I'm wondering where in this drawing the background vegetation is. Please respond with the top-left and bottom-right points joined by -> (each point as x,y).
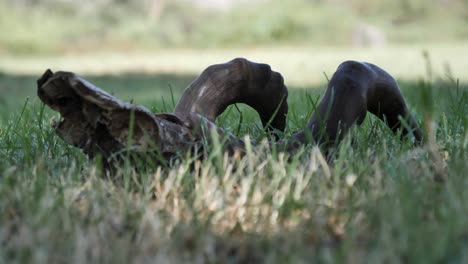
0,0 -> 467,54
1,0 -> 467,263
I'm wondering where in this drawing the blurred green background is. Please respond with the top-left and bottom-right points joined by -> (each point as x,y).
0,0 -> 467,54
0,0 -> 467,107
1,0 -> 467,113
2,1 -> 465,185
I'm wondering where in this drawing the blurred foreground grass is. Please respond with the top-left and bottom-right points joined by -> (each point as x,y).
0,47 -> 467,263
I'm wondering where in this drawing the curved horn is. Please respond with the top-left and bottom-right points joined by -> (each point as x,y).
174,58 -> 288,133
291,60 -> 423,147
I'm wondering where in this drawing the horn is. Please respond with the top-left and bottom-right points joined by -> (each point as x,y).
290,60 -> 422,147
174,58 -> 288,134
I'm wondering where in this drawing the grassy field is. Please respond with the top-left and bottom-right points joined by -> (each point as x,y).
2,43 -> 468,86
0,48 -> 467,263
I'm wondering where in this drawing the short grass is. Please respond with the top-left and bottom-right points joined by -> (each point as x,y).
0,52 -> 467,263
2,43 -> 468,86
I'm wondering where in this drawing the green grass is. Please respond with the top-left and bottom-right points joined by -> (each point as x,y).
0,54 -> 467,263
2,43 -> 468,86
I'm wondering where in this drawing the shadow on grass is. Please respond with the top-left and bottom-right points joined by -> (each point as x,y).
1,70 -> 466,126
0,70 -> 466,133
0,71 -> 197,113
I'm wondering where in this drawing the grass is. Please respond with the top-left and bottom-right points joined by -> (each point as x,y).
0,50 -> 467,263
2,43 -> 468,87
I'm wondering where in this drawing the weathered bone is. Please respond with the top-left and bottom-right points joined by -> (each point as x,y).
290,61 -> 422,147
37,70 -> 196,160
37,58 -> 422,164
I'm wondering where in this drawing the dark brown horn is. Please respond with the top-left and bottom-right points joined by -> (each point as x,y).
174,58 -> 288,134
290,60 -> 422,147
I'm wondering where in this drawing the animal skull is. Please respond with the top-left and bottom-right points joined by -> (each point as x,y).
37,58 -> 422,164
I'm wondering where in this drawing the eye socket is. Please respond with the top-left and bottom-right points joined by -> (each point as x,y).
56,97 -> 73,107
